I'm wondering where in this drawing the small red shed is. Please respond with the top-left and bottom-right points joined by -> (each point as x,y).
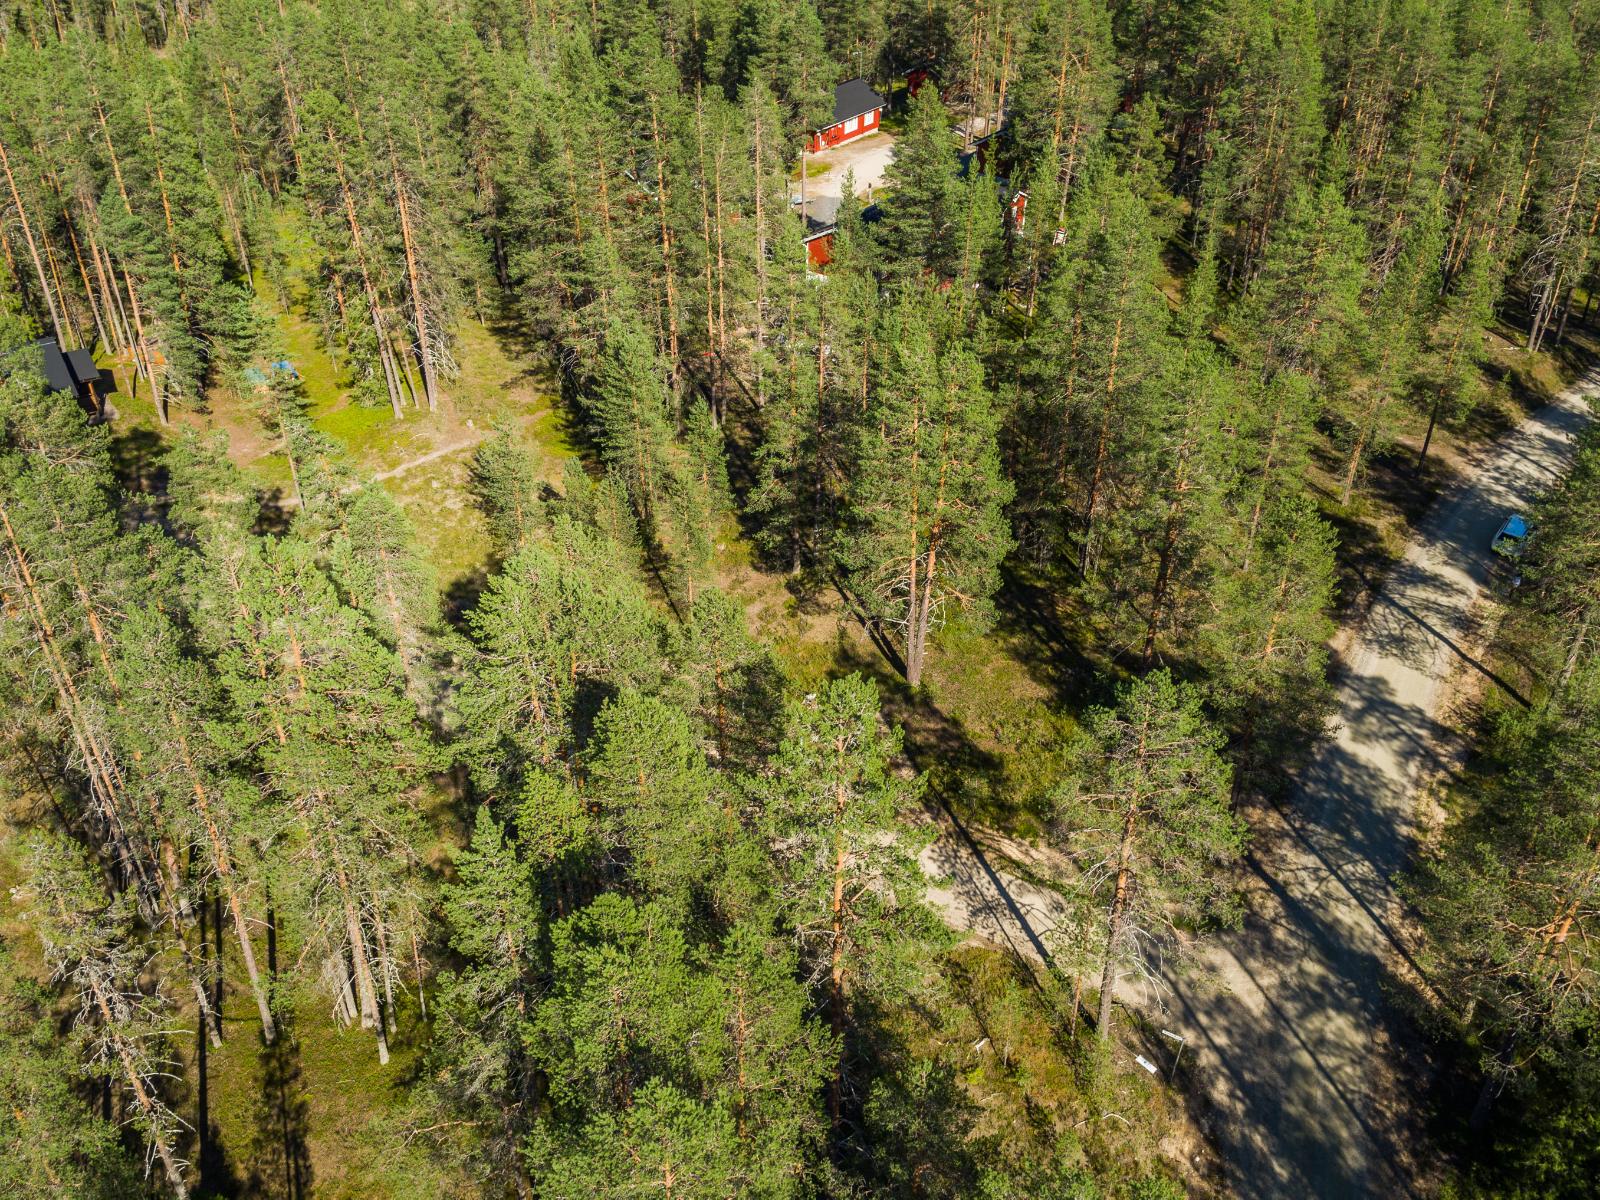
905,65 -> 935,97
807,79 -> 886,153
1010,190 -> 1028,234
804,228 -> 835,268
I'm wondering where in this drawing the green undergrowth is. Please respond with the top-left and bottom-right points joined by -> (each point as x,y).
877,945 -> 1204,1197
195,205 -> 572,594
185,968 -> 454,1199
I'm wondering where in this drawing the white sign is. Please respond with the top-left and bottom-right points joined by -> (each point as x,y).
1135,1055 -> 1159,1075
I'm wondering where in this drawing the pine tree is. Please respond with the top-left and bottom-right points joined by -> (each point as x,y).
1053,670 -> 1244,1039
587,314 -> 703,587
875,85 -> 964,282
469,425 -> 544,555
1204,494 -> 1338,789
18,832 -> 191,1198
1192,0 -> 1327,278
1525,428 -> 1600,688
1086,243 -> 1238,664
1004,0 -> 1116,191
426,805 -> 541,1194
668,586 -> 785,767
1334,201 -> 1445,505
326,483 -> 438,691
1410,654 -> 1600,1131
723,0 -> 833,135
1231,181 -> 1366,558
109,606 -> 280,1044
0,937 -> 140,1200
836,285 -> 1013,687
195,531 -> 434,1064
1415,245 -> 1496,468
1022,163 -> 1173,573
456,517 -> 667,791
755,675 -> 945,1127
586,689 -> 721,903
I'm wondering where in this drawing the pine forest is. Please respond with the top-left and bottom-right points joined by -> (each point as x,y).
0,1 -> 1598,1197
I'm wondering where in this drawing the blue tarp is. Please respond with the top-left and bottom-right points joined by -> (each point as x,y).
1504,514 -> 1528,539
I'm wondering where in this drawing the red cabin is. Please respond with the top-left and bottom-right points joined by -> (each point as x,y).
807,79 -> 886,153
804,229 -> 835,268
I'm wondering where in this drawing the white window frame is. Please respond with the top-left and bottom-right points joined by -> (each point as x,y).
842,115 -> 859,135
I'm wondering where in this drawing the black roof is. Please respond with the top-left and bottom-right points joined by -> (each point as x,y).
828,78 -> 885,127
65,348 -> 102,388
36,338 -> 76,393
0,338 -> 107,399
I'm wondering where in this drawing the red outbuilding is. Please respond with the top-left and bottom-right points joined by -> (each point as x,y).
804,228 -> 835,268
807,79 -> 887,153
1010,190 -> 1028,234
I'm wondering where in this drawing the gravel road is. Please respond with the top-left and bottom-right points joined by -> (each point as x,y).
918,377 -> 1596,1197
1171,376 -> 1595,1198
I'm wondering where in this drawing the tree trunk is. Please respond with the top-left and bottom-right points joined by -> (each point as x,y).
752,107 -> 768,409
390,160 -> 439,411
0,500 -> 161,907
827,772 -> 850,1130
1340,419 -> 1371,506
371,903 -> 400,1036
1142,494 -> 1185,665
40,225 -> 81,348
171,713 -> 276,1043
0,137 -> 65,344
1560,606 -> 1592,691
122,268 -> 164,424
649,102 -> 680,388
144,105 -> 184,279
327,126 -> 403,420
1416,397 -> 1440,469
1469,1037 -> 1514,1130
694,88 -> 718,389
59,201 -> 112,352
1079,263 -> 1129,575
1097,810 -> 1137,1040
89,225 -> 135,358
91,979 -> 189,1198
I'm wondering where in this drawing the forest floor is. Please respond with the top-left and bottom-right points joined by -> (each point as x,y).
28,211 -> 1594,1197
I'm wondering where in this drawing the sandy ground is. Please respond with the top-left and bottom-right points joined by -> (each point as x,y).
791,132 -> 897,227
916,375 -> 1599,1198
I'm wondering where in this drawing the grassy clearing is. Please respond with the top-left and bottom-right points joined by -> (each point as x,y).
790,158 -> 833,180
158,204 -> 577,594
182,958 -> 456,1199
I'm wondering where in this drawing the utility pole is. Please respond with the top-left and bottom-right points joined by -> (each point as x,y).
799,142 -> 807,229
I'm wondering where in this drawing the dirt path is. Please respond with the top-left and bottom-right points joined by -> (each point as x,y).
369,435 -> 481,482
916,378 -> 1597,1197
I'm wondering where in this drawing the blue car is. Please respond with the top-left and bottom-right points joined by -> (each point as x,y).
1491,513 -> 1529,558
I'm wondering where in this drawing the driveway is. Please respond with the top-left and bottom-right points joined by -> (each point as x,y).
792,132 -> 896,227
917,376 -> 1597,1196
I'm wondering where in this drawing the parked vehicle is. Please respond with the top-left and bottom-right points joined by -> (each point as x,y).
1492,513 -> 1530,558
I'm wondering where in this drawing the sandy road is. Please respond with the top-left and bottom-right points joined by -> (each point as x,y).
917,377 -> 1597,1196
1168,377 -> 1594,1198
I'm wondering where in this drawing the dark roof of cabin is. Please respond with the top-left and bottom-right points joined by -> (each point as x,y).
34,338 -> 75,393
0,339 -> 105,397
829,78 -> 885,127
65,348 -> 101,386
